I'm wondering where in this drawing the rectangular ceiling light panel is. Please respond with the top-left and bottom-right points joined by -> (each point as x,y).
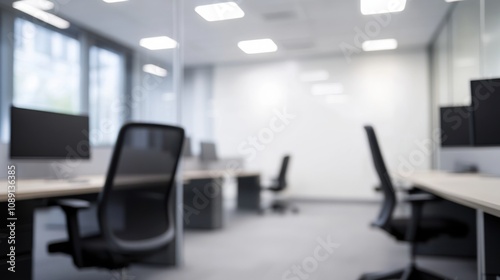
143,64 -> 168,77
13,1 -> 70,29
361,0 -> 407,15
140,36 -> 178,50
238,39 -> 278,54
362,39 -> 398,51
195,2 -> 245,21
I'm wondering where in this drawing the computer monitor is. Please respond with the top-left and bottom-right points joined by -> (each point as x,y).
182,137 -> 193,157
440,106 -> 472,147
200,142 -> 218,162
471,78 -> 500,146
10,106 -> 90,159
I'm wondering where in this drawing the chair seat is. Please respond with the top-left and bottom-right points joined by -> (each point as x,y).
48,234 -> 134,269
388,217 -> 468,242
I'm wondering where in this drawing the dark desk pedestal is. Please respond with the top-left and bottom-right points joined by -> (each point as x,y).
237,175 -> 261,211
0,200 -> 38,280
183,174 -> 262,230
416,199 -> 477,258
183,177 -> 224,230
411,193 -> 500,279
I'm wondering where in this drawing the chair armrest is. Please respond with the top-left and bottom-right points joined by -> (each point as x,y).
50,199 -> 91,267
404,194 -> 440,242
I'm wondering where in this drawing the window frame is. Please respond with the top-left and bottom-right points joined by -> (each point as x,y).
87,36 -> 133,146
0,4 -> 133,146
12,16 -> 83,115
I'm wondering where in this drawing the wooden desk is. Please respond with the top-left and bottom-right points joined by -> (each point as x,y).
0,170 -> 260,280
0,170 -> 259,202
400,170 -> 500,280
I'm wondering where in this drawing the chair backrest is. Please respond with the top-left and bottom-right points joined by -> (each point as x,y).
363,126 -> 396,229
275,155 -> 291,190
98,123 -> 184,254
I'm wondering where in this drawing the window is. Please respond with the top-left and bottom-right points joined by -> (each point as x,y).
89,45 -> 125,145
13,18 -> 81,114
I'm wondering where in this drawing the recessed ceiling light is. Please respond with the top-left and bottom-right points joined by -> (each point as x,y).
444,0 -> 463,2
195,2 -> 245,22
140,36 -> 178,50
143,64 -> 168,77
103,0 -> 128,3
238,39 -> 278,54
299,70 -> 330,82
362,39 -> 398,51
13,1 -> 70,29
311,83 -> 344,95
22,0 -> 54,10
360,0 -> 407,15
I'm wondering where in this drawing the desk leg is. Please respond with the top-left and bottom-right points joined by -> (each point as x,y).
237,175 -> 261,211
477,210 -> 485,280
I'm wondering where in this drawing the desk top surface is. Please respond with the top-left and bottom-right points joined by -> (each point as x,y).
399,170 -> 500,218
0,170 -> 260,202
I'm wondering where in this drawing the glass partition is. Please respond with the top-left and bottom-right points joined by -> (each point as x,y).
484,0 -> 500,77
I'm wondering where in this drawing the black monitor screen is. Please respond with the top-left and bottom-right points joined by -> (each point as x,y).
440,106 -> 472,147
10,107 -> 90,159
471,78 -> 500,146
200,142 -> 217,161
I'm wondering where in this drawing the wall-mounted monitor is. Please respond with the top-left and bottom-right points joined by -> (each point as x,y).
200,142 -> 218,162
471,78 -> 500,146
10,106 -> 90,159
440,106 -> 472,147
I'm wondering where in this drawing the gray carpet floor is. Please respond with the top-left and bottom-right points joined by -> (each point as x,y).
33,202 -> 476,280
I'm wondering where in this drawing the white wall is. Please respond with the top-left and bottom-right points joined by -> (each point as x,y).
212,50 -> 431,200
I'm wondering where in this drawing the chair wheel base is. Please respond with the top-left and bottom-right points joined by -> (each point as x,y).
267,201 -> 299,214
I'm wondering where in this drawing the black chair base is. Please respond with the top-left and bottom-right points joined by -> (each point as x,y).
258,200 -> 299,215
359,264 -> 451,280
270,200 -> 299,214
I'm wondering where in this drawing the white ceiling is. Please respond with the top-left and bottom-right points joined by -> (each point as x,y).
2,0 -> 453,66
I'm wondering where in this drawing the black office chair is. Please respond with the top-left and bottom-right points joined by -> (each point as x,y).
262,155 -> 298,213
360,125 -> 467,280
48,123 -> 184,279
